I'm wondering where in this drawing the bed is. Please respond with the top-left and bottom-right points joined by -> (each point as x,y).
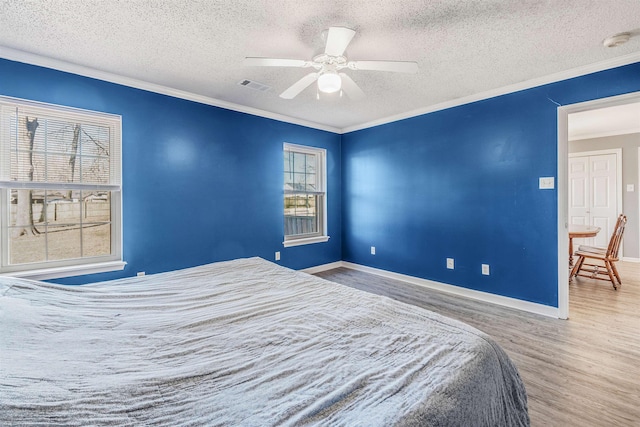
1,257 -> 529,426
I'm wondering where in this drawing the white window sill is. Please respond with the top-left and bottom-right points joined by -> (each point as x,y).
283,235 -> 330,248
2,261 -> 127,281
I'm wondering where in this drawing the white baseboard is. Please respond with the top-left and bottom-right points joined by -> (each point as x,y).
300,261 -> 344,274
307,261 -> 559,318
622,257 -> 640,263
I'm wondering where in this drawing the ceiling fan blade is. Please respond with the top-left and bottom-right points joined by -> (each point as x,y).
325,27 -> 356,57
348,60 -> 419,73
244,57 -> 310,68
280,73 -> 319,99
339,73 -> 365,101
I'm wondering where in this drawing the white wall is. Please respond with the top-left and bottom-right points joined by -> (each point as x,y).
569,133 -> 640,259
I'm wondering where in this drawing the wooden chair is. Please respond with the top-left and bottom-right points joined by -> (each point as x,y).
570,214 -> 626,289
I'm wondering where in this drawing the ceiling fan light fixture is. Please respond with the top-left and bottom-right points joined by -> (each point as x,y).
245,26 -> 418,100
317,71 -> 342,93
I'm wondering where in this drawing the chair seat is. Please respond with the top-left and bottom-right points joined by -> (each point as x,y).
575,247 -> 619,262
574,249 -> 607,260
577,244 -> 606,254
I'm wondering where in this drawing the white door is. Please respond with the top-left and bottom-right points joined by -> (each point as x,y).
569,153 -> 618,248
569,156 -> 590,226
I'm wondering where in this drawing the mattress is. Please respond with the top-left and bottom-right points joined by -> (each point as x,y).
0,257 -> 529,426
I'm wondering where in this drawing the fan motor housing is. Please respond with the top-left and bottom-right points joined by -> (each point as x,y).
313,54 -> 348,69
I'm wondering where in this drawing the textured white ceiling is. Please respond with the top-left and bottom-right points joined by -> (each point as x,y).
0,0 -> 639,132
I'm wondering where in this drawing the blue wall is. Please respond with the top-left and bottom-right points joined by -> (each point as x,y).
0,59 -> 342,284
2,56 -> 639,307
341,62 -> 640,307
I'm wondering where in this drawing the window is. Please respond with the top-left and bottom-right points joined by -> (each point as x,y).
0,96 -> 124,279
283,143 -> 329,247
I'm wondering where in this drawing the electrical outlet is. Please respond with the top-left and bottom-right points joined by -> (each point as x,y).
446,258 -> 454,269
275,251 -> 280,261
481,264 -> 490,275
371,246 -> 376,255
137,271 -> 145,277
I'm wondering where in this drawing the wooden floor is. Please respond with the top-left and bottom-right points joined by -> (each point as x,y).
315,261 -> 640,426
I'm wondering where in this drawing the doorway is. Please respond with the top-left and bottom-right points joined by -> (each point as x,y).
557,91 -> 640,319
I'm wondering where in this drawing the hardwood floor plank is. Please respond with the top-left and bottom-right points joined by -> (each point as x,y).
315,261 -> 640,426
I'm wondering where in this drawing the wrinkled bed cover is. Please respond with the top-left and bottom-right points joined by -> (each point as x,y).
1,257 -> 529,426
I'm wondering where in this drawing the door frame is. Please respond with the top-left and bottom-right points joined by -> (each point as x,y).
568,149 -> 623,250
557,91 -> 640,319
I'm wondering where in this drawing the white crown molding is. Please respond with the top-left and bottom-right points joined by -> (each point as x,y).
0,45 -> 341,134
2,45 -> 639,135
341,52 -> 640,134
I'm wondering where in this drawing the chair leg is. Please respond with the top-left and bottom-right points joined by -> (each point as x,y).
604,260 -> 617,290
609,261 -> 623,287
570,255 -> 584,279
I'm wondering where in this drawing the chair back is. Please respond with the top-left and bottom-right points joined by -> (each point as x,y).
606,214 -> 627,260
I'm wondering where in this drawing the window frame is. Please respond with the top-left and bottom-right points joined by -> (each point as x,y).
283,143 -> 329,247
0,96 -> 125,279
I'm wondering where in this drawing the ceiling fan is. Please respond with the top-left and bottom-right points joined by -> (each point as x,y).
244,26 -> 418,100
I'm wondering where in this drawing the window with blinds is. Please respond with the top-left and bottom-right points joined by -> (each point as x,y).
283,143 -> 328,246
0,96 -> 122,276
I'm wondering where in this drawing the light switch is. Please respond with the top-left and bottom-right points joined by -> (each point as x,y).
539,177 -> 555,189
627,184 -> 635,192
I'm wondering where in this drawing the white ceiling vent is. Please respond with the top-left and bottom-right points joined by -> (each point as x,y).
238,79 -> 271,92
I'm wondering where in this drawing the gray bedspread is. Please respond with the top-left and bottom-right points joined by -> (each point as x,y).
0,257 -> 529,426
